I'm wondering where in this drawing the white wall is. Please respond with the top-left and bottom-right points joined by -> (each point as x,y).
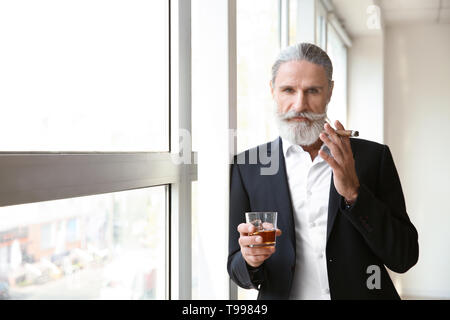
385,23 -> 450,299
348,35 -> 384,144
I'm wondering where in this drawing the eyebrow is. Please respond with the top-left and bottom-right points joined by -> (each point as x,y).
278,85 -> 324,90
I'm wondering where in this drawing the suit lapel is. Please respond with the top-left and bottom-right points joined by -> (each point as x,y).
326,173 -> 340,242
267,137 -> 296,250
326,139 -> 358,242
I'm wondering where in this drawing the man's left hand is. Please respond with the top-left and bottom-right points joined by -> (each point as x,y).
319,120 -> 360,203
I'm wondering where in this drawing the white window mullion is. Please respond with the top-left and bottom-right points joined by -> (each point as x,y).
228,0 -> 238,300
169,0 -> 193,300
280,0 -> 290,48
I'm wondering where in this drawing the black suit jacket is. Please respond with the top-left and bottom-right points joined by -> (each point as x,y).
228,137 -> 419,300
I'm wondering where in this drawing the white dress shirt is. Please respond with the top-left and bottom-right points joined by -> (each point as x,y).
282,137 -> 332,300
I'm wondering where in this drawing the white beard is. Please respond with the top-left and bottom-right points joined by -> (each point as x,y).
274,107 -> 328,146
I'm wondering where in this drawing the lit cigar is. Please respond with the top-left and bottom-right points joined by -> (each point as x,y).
335,130 -> 359,137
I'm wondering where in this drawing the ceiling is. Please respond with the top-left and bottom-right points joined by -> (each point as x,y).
380,0 -> 450,25
330,0 -> 450,37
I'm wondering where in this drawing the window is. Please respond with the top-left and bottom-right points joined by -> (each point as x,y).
0,0 -> 169,152
237,0 -> 280,154
326,23 -> 348,127
315,0 -> 328,49
66,219 -> 78,243
0,0 -> 195,301
0,186 -> 167,299
191,181 -> 200,299
40,224 -> 54,251
289,0 -> 299,45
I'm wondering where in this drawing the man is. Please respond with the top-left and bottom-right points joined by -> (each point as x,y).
227,43 -> 419,300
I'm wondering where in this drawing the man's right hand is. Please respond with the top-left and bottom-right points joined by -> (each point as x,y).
237,223 -> 282,268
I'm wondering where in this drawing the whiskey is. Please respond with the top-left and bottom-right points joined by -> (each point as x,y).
249,229 -> 276,247
245,212 -> 278,248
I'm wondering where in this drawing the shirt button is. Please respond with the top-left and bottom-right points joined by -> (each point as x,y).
318,253 -> 324,259
307,190 -> 312,197
309,222 -> 316,228
324,288 -> 330,295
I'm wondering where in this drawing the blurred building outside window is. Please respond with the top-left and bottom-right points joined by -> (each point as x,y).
0,186 -> 167,300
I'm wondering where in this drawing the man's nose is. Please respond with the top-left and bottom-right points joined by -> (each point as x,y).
292,91 -> 308,112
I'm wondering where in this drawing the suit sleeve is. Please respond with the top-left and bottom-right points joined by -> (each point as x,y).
227,161 -> 265,289
341,145 -> 419,273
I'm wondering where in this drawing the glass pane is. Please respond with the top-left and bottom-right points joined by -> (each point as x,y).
236,0 -> 279,300
318,15 -> 327,49
191,181 -> 199,299
237,0 -> 280,154
0,186 -> 167,300
326,24 -> 348,127
289,0 -> 298,45
191,2 -> 200,153
0,1 -> 169,152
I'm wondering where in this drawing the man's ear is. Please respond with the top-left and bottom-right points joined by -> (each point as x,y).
327,80 -> 334,103
270,80 -> 275,98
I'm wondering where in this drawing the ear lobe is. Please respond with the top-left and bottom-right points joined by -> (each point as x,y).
327,80 -> 334,102
270,80 -> 275,98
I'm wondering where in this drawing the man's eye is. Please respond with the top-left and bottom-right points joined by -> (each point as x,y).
283,88 -> 294,93
307,89 -> 318,94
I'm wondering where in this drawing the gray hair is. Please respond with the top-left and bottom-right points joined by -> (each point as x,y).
271,42 -> 333,86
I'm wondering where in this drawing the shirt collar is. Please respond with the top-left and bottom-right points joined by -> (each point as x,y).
281,137 -> 301,158
281,137 -> 329,163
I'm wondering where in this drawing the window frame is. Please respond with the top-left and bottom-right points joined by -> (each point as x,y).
0,0 -> 197,300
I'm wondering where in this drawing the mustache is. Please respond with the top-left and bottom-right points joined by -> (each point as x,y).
276,110 -> 327,122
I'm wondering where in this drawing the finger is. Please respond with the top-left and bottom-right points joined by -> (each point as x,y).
334,120 -> 352,153
246,255 -> 270,266
239,234 -> 263,247
319,148 -> 340,171
334,119 -> 345,131
320,131 -> 344,163
323,123 -> 349,161
324,123 -> 343,147
237,223 -> 256,236
242,246 -> 276,256
327,122 -> 350,154
276,228 -> 282,237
